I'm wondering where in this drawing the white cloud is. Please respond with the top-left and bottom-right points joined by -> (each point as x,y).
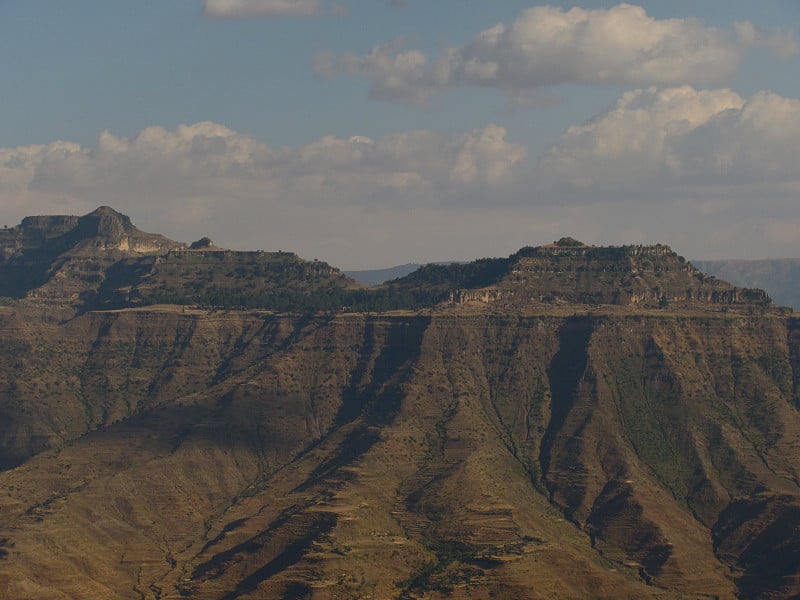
0,122 -> 526,264
735,21 -> 800,58
538,86 -> 800,191
332,4 -> 746,103
16,122 -> 526,203
204,0 -> 322,18
339,42 -> 432,104
528,86 -> 800,259
4,86 -> 800,266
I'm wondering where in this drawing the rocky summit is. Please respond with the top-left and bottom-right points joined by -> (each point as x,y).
0,206 -> 184,308
0,209 -> 798,599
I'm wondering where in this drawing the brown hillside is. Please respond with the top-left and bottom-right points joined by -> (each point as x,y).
0,307 -> 799,598
0,211 -> 797,598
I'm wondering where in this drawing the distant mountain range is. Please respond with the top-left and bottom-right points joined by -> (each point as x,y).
344,263 -> 426,285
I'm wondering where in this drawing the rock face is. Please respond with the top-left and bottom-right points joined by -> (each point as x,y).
0,207 -> 362,314
189,237 -> 215,249
0,210 -> 775,317
487,243 -> 771,309
0,207 -> 185,306
389,241 -> 773,312
0,210 -> 797,599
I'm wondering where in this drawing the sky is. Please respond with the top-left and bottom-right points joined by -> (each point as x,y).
2,1 -> 800,268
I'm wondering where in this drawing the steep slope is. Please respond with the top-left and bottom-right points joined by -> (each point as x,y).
1,213 -> 774,317
92,249 -> 362,311
382,238 -> 771,312
0,207 -> 184,307
0,214 -> 796,599
1,308 -> 799,598
0,207 -> 366,316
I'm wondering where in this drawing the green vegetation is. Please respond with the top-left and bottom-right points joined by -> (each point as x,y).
398,540 -> 500,596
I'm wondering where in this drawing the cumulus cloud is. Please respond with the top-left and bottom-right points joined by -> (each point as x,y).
204,0 -> 323,18
538,86 -> 800,191
734,21 -> 800,58
0,122 -> 526,263
4,86 -> 800,265
528,85 -> 800,259
329,3 -> 782,104
339,42 -> 432,104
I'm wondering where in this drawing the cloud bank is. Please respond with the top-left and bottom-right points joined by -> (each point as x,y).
540,86 -> 800,193
0,123 -> 527,265
3,86 -> 800,266
329,3 -> 796,104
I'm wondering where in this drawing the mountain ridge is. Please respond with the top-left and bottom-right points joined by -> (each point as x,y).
0,209 -> 780,317
0,209 -> 798,598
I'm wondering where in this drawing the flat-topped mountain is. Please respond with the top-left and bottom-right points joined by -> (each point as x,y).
0,211 -> 776,316
0,206 -> 184,304
0,207 -> 361,313
0,206 -> 181,259
386,237 -> 772,312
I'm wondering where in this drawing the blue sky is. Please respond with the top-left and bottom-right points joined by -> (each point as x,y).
2,1 -> 800,267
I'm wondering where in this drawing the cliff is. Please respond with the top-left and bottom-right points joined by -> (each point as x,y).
0,306 -> 799,598
0,215 -> 796,598
0,215 -> 775,317
474,242 -> 771,309
0,207 -> 185,306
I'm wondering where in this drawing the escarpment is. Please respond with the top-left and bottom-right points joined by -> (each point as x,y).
1,308 -> 799,598
446,241 -> 772,309
0,212 -> 798,599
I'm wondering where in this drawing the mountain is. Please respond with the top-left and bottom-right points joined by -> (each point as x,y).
0,207 -> 366,317
0,214 -> 798,599
694,259 -> 800,311
345,263 -> 424,285
0,206 -> 184,310
2,213 -> 771,318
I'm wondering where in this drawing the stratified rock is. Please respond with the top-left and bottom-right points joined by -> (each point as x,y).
0,207 -> 185,307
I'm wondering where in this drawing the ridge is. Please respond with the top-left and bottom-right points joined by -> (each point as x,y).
0,213 -> 780,317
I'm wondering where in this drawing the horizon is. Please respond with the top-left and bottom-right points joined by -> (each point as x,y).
6,204 -> 800,270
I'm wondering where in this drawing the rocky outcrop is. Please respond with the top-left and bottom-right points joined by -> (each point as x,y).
189,237 -> 214,249
449,288 -> 509,304
0,208 -> 184,305
499,243 -> 772,310
70,206 -> 183,254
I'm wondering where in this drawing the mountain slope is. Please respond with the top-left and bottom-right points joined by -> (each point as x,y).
0,213 -> 797,598
1,310 -> 799,598
345,263 -> 424,285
